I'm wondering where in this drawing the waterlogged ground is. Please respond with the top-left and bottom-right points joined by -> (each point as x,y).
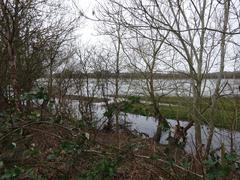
69,100 -> 240,154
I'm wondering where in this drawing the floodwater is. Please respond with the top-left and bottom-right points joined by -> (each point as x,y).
69,100 -> 240,154
38,78 -> 240,97
41,77 -> 240,154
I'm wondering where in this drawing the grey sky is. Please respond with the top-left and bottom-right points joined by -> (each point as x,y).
73,0 -> 99,44
71,0 -> 239,72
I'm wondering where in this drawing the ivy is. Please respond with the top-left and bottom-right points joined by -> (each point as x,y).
204,152 -> 239,180
0,166 -> 23,180
78,158 -> 117,180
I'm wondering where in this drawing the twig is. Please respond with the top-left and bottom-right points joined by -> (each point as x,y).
84,149 -> 204,179
135,154 -> 204,179
0,121 -> 74,142
25,127 -> 62,139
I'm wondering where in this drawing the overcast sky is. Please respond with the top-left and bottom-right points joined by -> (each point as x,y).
73,0 -> 100,45
70,0 -> 239,72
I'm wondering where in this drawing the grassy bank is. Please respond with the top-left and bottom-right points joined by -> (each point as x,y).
110,95 -> 240,130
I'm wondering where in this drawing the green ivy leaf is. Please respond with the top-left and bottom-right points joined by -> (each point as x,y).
1,166 -> 22,179
203,159 -> 217,167
225,153 -> 237,162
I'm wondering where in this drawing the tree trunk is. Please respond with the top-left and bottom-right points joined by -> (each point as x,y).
153,119 -> 162,142
205,0 -> 230,157
192,82 -> 203,156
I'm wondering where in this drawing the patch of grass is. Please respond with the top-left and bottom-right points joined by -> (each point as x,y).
116,102 -> 190,121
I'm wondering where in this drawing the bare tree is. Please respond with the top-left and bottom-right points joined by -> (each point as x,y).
100,0 -> 240,156
96,1 -> 127,142
205,0 -> 231,156
74,46 -> 101,127
123,26 -> 171,141
0,0 -> 78,112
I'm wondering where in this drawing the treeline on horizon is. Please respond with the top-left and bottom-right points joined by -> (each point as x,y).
50,70 -> 240,79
